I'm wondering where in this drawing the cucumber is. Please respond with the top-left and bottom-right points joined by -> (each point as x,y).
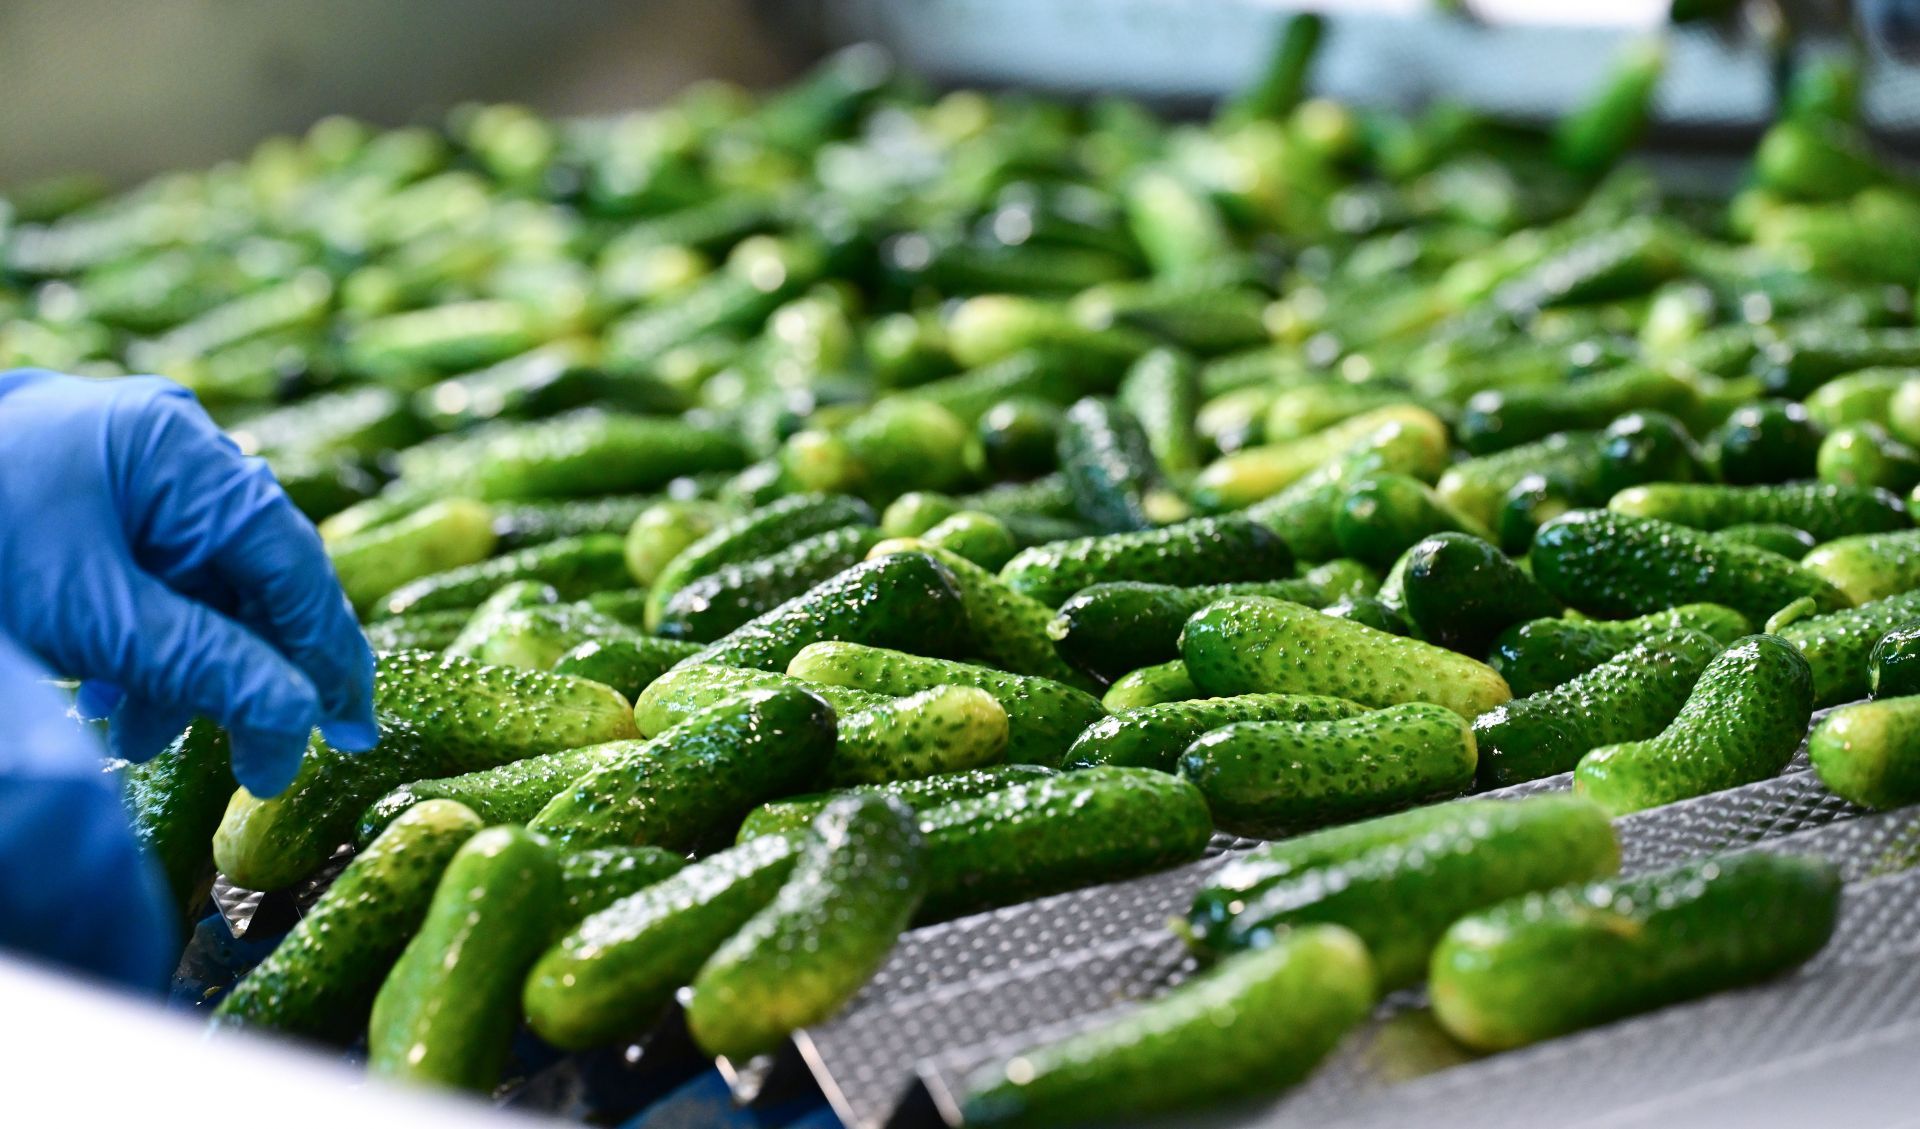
372,650 -> 639,761
920,511 -> 1020,571
375,533 -> 631,619
1809,696 -> 1920,809
557,845 -> 688,925
1776,590 -> 1920,706
1554,39 -> 1664,176
643,493 -> 876,629
1056,396 -> 1182,532
622,500 -> 729,588
827,684 -> 1011,786
1196,795 -> 1619,988
685,552 -> 969,672
1458,366 -> 1696,455
916,766 -> 1213,920
1705,399 -> 1824,484
523,832 -> 805,1050
583,588 -> 653,628
392,410 -> 746,501
329,498 -> 497,613
548,636 -> 704,699
211,800 -> 483,1043
1803,368 -> 1917,430
1101,660 -> 1201,709
363,609 -> 473,655
1182,596 -> 1511,718
1244,420 -> 1456,560
1067,693 -> 1365,772
781,400 -> 973,502
1048,577 -> 1332,681
633,663 -> 884,735
1531,509 -> 1850,624
1117,347 -> 1205,474
1380,533 -> 1563,655
1437,432 -> 1607,531
447,602 -> 647,671
1607,482 -> 1908,542
656,524 -> 882,642
958,926 -> 1374,1129
872,543 -> 1090,687
1474,628 -> 1722,787
971,397 -> 1064,481
1333,473 -> 1493,570
1574,634 -> 1814,814
1430,853 -> 1840,1051
734,766 -> 1057,843
121,720 -> 233,917
686,794 -> 925,1059
1757,325 -> 1920,399
1714,522 -> 1818,558
1180,703 -> 1478,837
1193,406 -> 1449,511
1870,622 -> 1920,698
1802,529 -> 1920,604
527,687 -> 837,851
1489,604 -> 1751,697
788,641 -> 1107,768
1818,422 -> 1920,493
493,495 -> 662,554
999,516 -> 1295,608
1263,382 -> 1432,445
367,826 -> 561,1091
354,744 -> 620,847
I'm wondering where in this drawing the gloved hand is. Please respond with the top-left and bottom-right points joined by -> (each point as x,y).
0,633 -> 177,989
0,369 -> 378,797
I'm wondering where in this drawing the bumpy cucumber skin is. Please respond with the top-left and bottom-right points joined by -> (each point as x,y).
1182,596 -> 1511,718
528,687 -> 836,851
1180,703 -> 1478,837
1201,795 -> 1619,988
734,766 -> 1058,843
633,663 -> 884,736
685,552 -> 970,672
688,795 -> 926,1059
1243,421 -> 1451,561
886,545 -> 1090,688
1871,622 -> 1920,698
1489,604 -> 1751,697
450,602 -> 646,671
1438,432 -> 1606,531
1047,577 -> 1331,681
1474,628 -> 1722,787
1384,532 -> 1562,656
524,833 -> 804,1050
392,410 -> 745,501
1803,529 -> 1920,605
1057,397 -> 1161,533
368,826 -> 561,1091
1101,660 -> 1201,709
1334,474 -> 1490,570
1067,693 -> 1365,772
1574,634 -> 1813,814
122,720 -> 232,916
363,609 -> 473,654
917,766 -> 1213,920
1809,697 -> 1920,809
1714,523 -> 1818,558
656,524 -> 882,642
1118,346 -> 1205,474
373,650 -> 639,760
1530,510 -> 1849,624
1608,481 -> 1908,542
354,744 -> 619,848
557,846 -> 688,926
1430,853 -> 1840,1052
330,498 -> 498,613
644,493 -> 877,628
920,511 -> 1021,571
1777,590 -> 1920,706
212,800 -> 484,1043
549,636 -> 704,699
959,926 -> 1376,1129
828,684 -> 1010,786
495,495 -> 660,554
999,516 -> 1294,608
788,641 -> 1108,768
622,500 -> 728,588
376,533 -> 631,619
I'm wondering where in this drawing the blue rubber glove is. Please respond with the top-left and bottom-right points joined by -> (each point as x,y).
0,369 -> 378,797
0,632 -> 177,989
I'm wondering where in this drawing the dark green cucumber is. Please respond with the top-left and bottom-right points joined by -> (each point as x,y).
1714,523 -> 1818,558
354,744 -> 621,847
211,800 -> 483,1043
121,720 -> 233,917
1489,604 -> 1751,697
971,398 -> 1063,481
1553,39 -> 1664,176
1101,660 -> 1202,709
1430,853 -> 1840,1051
1333,474 -> 1493,570
1871,622 -> 1920,699
1180,703 -> 1478,837
583,587 -> 652,628
1803,529 -> 1920,605
685,552 -> 969,672
392,410 -> 745,501
1776,590 -> 1920,706
643,493 -> 877,629
1608,482 -> 1908,542
919,511 -> 1020,571
549,636 -> 704,699
655,525 -> 882,642
1531,510 -> 1850,624
734,766 -> 1058,843
1438,432 -> 1608,531
1458,367 -> 1697,456
873,543 -> 1090,688
363,609 -> 474,655
1706,399 -> 1823,484
686,794 -> 925,1059
374,533 -> 631,619
528,687 -> 836,851
1182,597 -> 1512,718
1197,795 -> 1619,988
1117,347 -> 1206,474
788,641 -> 1107,768
1574,634 -> 1813,814
999,516 -> 1295,608
915,766 -> 1213,920
1474,628 -> 1722,787
1047,576 -> 1335,681
1756,325 -> 1920,399
493,495 -> 661,553
330,498 -> 498,613
557,845 -> 688,926
1066,693 -> 1365,772
1380,533 -> 1563,655
958,926 -> 1373,1129
523,832 -> 805,1050
367,826 -> 561,1091
1057,396 -> 1183,532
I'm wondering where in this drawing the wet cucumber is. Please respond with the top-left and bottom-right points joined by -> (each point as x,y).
1802,529 -> 1920,605
211,800 -> 483,1043
121,720 -> 233,917
999,516 -> 1295,608
1457,366 -> 1697,455
1714,523 -> 1818,558
557,845 -> 688,925
372,650 -> 639,762
1776,590 -> 1920,706
622,500 -> 730,588
1066,693 -> 1365,772
1489,604 -> 1751,697
363,609 -> 473,655
685,552 -> 969,672
392,410 -> 745,501
1379,533 -> 1562,656
1193,406 -> 1448,512
1182,596 -> 1512,718
1530,510 -> 1849,624
788,641 -> 1107,768
1056,396 -> 1184,532
1871,622 -> 1920,698
958,925 -> 1374,1129
687,795 -> 925,1059
1818,422 -> 1920,493
493,495 -> 662,554
1102,660 -> 1202,709
549,636 -> 705,699
1574,634 -> 1813,814
1430,853 -> 1840,1051
632,663 -> 883,734
1704,399 -> 1823,485
1117,347 -> 1206,474
523,832 -> 805,1050
1607,481 -> 1908,542
1474,628 -> 1722,787
827,684 -> 1011,786
1333,473 -> 1493,569
655,524 -> 882,641
1437,432 -> 1608,531
367,826 -> 561,1091
1242,418 -> 1456,560
527,687 -> 837,851
734,766 -> 1057,843
1193,795 -> 1619,988
918,511 -> 1021,571
871,543 -> 1090,687
330,498 -> 497,613
447,602 -> 649,671
1180,703 -> 1478,837
354,744 -> 620,847
643,493 -> 877,629
374,533 -> 631,619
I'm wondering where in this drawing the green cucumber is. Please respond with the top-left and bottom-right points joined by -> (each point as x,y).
1193,406 -> 1449,511
1101,661 -> 1200,709
971,397 -> 1063,481
549,636 -> 704,699
368,826 -> 561,1091
656,525 -> 882,642
1182,596 -> 1511,718
686,794 -> 925,1059
1430,853 -> 1840,1051
1333,473 -> 1493,570
375,533 -> 630,619
1870,622 -> 1920,698
1804,368 -> 1918,430
1458,366 -> 1696,456
1489,604 -> 1751,697
1608,481 -> 1908,542
447,602 -> 647,671
1438,432 -> 1607,531
643,493 -> 877,629
1117,347 -> 1206,474
1066,693 -> 1365,772
493,495 -> 662,554
1574,634 -> 1813,814
1776,590 -> 1920,706
354,744 -> 620,847
556,845 -> 688,925
1802,529 -> 1920,604
1244,419 -> 1457,560
1180,702 -> 1478,836
623,500 -> 732,592
999,516 -> 1294,608
1809,696 -> 1920,808
827,684 -> 1010,786
1818,422 -> 1920,493
1706,399 -> 1823,485
329,498 -> 497,613
871,543 -> 1089,687
372,650 -> 639,761
363,609 -> 473,655
1047,576 -> 1333,681
1714,523 -> 1818,558
583,587 -> 652,628
392,410 -> 745,501
1057,396 -> 1183,532
920,511 -> 1020,571
1380,533 -> 1563,655
734,766 -> 1057,843
632,663 -> 885,735
121,720 -> 233,917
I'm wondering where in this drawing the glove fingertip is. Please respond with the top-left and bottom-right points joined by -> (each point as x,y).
229,730 -> 311,798
76,680 -> 126,722
319,718 -> 380,753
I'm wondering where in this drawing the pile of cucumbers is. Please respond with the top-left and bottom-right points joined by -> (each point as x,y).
17,11 -> 1920,1123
